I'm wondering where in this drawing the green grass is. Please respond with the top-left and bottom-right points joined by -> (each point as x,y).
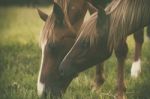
0,6 -> 150,99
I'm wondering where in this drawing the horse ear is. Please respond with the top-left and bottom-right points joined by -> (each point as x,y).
87,2 -> 98,14
37,9 -> 48,22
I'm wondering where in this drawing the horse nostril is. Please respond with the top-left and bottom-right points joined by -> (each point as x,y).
59,68 -> 64,76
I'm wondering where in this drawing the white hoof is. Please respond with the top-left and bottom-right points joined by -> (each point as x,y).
131,59 -> 141,79
146,36 -> 150,41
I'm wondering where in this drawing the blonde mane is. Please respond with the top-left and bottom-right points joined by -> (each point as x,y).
76,12 -> 98,46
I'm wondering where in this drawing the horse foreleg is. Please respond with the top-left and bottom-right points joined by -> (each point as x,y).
115,41 -> 128,99
92,63 -> 105,92
131,29 -> 144,78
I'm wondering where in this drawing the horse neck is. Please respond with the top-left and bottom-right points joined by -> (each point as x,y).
89,0 -> 110,8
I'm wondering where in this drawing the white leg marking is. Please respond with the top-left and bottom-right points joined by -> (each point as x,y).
37,41 -> 47,97
146,35 -> 150,41
131,59 -> 141,78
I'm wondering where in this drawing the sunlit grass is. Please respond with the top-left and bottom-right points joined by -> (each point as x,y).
0,6 -> 150,99
0,6 -> 52,45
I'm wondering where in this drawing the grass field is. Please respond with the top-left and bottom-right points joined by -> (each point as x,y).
0,6 -> 150,99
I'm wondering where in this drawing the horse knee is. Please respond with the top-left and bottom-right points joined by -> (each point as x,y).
134,29 -> 144,44
92,64 -> 105,91
115,42 -> 128,60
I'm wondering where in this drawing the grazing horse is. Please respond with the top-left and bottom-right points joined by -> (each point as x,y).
90,0 -> 150,80
89,0 -> 150,80
37,1 -> 87,98
37,0 -> 109,98
59,0 -> 150,99
58,9 -> 125,99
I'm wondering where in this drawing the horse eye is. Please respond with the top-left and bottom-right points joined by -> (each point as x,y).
79,41 -> 89,49
48,43 -> 55,49
47,43 -> 56,52
48,43 -> 62,54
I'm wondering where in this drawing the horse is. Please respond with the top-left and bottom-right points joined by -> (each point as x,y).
90,0 -> 150,79
37,0 -> 109,98
58,9 -> 124,99
89,0 -> 150,80
59,0 -> 150,99
89,0 -> 150,79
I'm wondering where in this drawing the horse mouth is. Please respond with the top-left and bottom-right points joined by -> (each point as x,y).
43,87 -> 64,99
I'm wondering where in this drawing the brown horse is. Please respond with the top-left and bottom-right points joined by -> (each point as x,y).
58,9 -> 125,99
59,0 -> 150,99
37,1 -> 87,98
90,0 -> 150,80
37,0 -> 108,98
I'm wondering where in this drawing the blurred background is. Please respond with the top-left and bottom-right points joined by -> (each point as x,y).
0,1 -> 52,99
0,0 -> 52,6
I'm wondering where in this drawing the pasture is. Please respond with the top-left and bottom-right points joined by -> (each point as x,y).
0,6 -> 150,99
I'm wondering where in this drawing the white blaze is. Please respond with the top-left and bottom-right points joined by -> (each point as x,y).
37,41 -> 47,97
